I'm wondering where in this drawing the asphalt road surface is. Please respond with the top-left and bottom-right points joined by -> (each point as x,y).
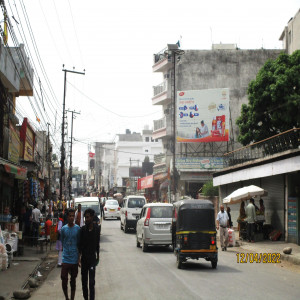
32,219 -> 300,300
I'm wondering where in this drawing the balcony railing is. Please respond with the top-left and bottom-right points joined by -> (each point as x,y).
153,47 -> 167,64
153,81 -> 167,97
153,117 -> 166,132
224,128 -> 300,167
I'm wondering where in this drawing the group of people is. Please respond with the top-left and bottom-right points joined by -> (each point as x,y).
216,198 -> 265,250
55,206 -> 100,300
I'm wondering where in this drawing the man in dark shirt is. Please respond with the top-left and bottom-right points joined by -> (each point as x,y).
79,208 -> 100,300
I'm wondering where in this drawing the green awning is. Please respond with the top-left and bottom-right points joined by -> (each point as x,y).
0,158 -> 27,180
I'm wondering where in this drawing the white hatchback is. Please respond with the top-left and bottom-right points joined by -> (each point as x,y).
103,199 -> 121,220
136,203 -> 173,252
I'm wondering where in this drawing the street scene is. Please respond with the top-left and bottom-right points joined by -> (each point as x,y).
1,0 -> 300,299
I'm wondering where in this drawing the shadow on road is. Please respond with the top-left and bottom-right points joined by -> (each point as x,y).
180,260 -> 242,273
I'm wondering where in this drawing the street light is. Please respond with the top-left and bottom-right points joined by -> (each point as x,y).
164,46 -> 185,202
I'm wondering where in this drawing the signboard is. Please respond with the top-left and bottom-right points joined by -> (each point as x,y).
8,122 -> 20,164
129,167 -> 143,177
176,88 -> 230,142
140,175 -> 154,189
176,157 -> 224,170
180,172 -> 212,182
20,118 -> 35,162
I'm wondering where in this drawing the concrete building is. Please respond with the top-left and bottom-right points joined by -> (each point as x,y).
280,9 -> 300,54
71,167 -> 87,196
152,43 -> 282,199
114,128 -> 163,190
94,142 -> 115,193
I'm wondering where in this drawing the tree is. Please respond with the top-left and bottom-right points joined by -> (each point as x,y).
236,50 -> 300,146
202,180 -> 219,197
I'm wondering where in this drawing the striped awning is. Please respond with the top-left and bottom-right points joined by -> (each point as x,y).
0,158 -> 27,180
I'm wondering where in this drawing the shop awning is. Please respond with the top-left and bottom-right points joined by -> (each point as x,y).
0,158 -> 27,180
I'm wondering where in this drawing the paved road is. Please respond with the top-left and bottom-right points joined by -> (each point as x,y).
32,220 -> 300,300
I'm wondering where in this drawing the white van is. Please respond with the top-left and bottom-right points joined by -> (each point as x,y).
74,197 -> 101,230
120,195 -> 146,233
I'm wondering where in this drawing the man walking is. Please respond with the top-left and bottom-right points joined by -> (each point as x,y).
79,208 -> 100,300
75,204 -> 84,227
216,205 -> 229,251
60,208 -> 80,300
31,203 -> 41,246
246,198 -> 257,243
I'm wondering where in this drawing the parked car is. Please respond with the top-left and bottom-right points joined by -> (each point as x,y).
136,203 -> 173,252
120,195 -> 146,232
103,199 -> 121,220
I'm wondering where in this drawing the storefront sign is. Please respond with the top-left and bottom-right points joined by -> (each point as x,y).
176,157 -> 224,170
140,175 -> 153,189
8,122 -> 20,164
153,172 -> 168,181
20,118 -> 35,162
176,88 -> 229,143
180,172 -> 212,182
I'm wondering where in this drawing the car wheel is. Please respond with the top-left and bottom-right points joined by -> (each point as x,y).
136,235 -> 140,248
177,253 -> 183,269
211,259 -> 217,269
124,221 -> 129,233
142,238 -> 148,252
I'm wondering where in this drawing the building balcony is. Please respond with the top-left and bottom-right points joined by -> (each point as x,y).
152,47 -> 172,73
152,80 -> 172,106
152,116 -> 172,139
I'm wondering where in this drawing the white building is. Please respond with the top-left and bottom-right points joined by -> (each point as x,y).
114,128 -> 163,188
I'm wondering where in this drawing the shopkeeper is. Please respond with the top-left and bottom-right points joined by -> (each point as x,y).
32,203 -> 41,246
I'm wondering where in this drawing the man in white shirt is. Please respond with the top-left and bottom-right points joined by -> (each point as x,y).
31,203 -> 41,246
216,205 -> 229,251
200,120 -> 209,138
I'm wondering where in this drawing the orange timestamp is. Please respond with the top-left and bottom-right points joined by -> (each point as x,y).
236,253 -> 281,264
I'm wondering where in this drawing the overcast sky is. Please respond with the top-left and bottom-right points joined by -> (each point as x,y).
3,0 -> 299,170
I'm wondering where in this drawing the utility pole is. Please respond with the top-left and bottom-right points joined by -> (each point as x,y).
66,109 -> 80,199
167,46 -> 185,202
46,122 -> 51,199
60,67 -> 85,201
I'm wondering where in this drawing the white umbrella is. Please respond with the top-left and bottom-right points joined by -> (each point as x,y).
223,185 -> 266,204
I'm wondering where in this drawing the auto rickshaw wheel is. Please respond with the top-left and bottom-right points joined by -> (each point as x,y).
211,259 -> 217,269
177,253 -> 183,269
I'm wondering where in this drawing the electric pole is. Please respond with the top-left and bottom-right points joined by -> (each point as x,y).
46,122 -> 51,199
66,109 -> 80,199
60,67 -> 85,200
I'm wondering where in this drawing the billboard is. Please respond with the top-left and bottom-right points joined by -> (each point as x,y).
176,157 -> 224,170
176,88 -> 229,142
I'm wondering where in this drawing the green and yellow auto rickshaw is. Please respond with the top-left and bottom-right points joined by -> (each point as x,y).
172,199 -> 218,269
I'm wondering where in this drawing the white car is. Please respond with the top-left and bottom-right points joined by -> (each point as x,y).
120,196 -> 146,233
136,203 -> 173,252
103,199 -> 120,220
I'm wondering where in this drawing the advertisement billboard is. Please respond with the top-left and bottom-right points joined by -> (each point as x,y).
176,157 -> 224,170
176,88 -> 230,142
8,122 -> 20,164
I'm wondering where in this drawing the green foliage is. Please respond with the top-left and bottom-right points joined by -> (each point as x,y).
202,180 -> 219,197
236,50 -> 300,145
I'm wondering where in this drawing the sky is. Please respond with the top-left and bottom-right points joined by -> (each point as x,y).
2,0 -> 299,170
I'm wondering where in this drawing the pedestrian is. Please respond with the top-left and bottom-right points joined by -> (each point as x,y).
31,203 -> 41,246
100,201 -> 104,218
45,215 -> 52,242
55,212 -> 64,267
75,204 -> 84,227
246,198 -> 256,243
60,208 -> 81,300
216,205 -> 229,251
227,206 -> 233,228
79,209 -> 100,300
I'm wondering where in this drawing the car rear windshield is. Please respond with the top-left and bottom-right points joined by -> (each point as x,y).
128,198 -> 145,208
106,200 -> 118,206
150,206 -> 172,218
78,202 -> 100,214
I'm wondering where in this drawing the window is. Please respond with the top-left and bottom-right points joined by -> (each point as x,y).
288,30 -> 292,44
151,138 -> 154,142
150,206 -> 172,218
145,137 -> 149,142
145,149 -> 148,153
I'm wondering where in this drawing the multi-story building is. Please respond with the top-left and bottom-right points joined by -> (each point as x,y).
72,167 -> 87,196
152,43 -> 282,199
94,142 -> 115,193
113,128 -> 163,193
280,9 -> 300,54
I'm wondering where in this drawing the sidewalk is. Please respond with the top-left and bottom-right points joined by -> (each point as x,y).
232,231 -> 300,265
0,244 -> 57,300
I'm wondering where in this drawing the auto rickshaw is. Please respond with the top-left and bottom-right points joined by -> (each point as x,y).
172,199 -> 218,269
